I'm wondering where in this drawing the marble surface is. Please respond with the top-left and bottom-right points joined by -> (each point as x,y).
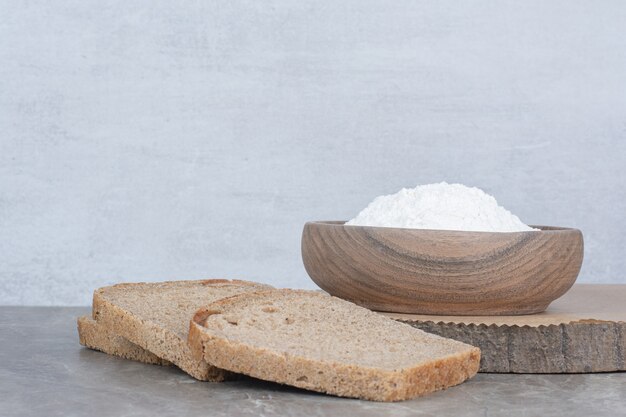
1,307 -> 625,417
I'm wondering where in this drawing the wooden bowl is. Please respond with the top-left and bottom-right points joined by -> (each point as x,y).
301,221 -> 583,315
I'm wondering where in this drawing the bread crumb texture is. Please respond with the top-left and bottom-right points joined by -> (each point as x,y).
190,289 -> 480,401
92,279 -> 272,381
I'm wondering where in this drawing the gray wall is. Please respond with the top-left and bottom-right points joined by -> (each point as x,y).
2,1 -> 625,305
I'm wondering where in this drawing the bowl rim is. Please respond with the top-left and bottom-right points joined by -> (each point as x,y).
305,221 -> 581,235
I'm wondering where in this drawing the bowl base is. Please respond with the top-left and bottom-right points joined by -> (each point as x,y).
356,300 -> 552,316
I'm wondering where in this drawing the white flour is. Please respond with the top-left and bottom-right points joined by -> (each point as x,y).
346,182 -> 538,232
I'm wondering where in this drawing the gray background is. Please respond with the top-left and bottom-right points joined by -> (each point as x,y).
1,1 -> 625,305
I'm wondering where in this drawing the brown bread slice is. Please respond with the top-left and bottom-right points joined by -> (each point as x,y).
189,289 -> 481,401
77,316 -> 171,366
93,279 -> 272,381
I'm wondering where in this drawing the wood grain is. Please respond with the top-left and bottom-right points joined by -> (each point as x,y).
301,221 -> 583,315
384,284 -> 626,373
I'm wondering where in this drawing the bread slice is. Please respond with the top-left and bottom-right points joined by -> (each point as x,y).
189,289 -> 481,401
77,316 -> 171,366
92,279 -> 272,381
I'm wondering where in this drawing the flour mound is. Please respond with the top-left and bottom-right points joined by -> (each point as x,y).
346,182 -> 537,233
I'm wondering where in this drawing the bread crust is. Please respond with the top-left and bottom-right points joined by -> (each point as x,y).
77,316 -> 171,366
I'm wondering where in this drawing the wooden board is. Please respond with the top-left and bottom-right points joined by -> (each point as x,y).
382,284 -> 626,373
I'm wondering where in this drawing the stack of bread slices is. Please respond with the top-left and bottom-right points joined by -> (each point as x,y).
78,279 -> 480,402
